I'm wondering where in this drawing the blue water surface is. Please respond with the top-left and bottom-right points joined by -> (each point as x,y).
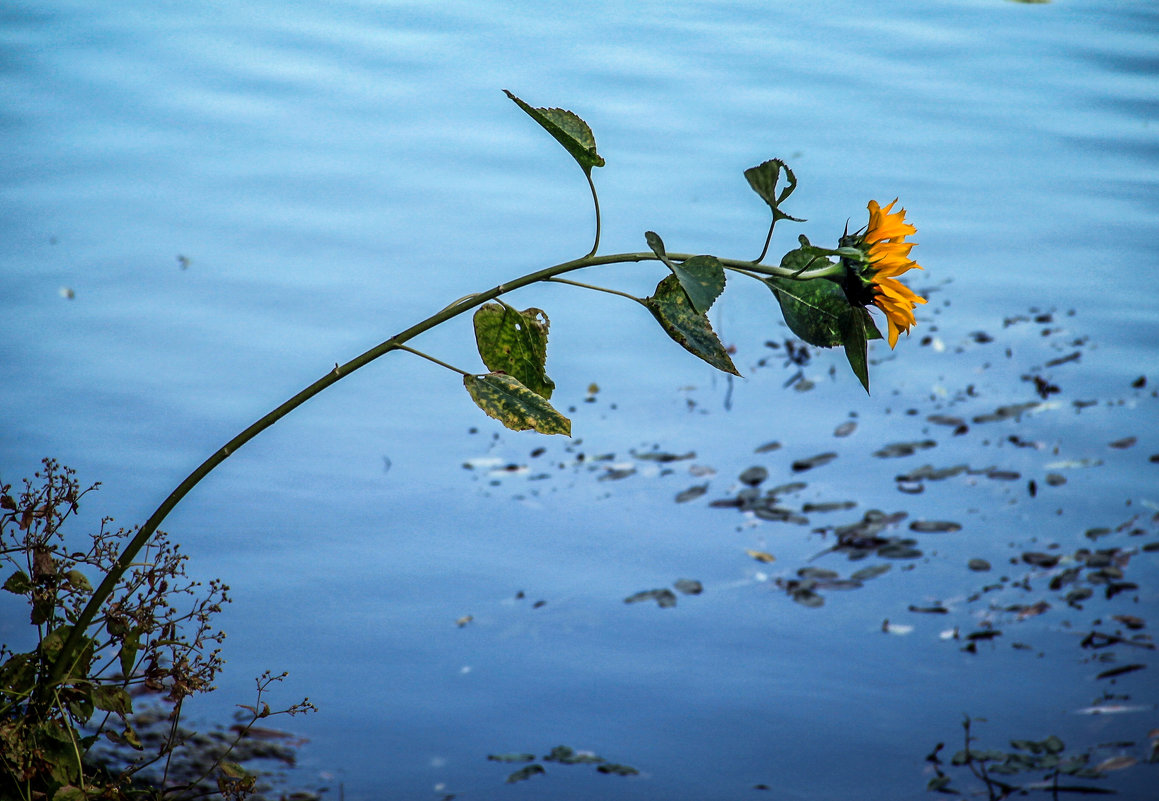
3,1 -> 1158,799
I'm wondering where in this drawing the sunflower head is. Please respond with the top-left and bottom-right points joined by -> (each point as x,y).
841,199 -> 927,348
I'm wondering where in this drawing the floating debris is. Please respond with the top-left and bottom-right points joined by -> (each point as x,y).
675,483 -> 709,503
754,440 -> 782,454
673,578 -> 703,595
624,588 -> 678,608
874,440 -> 937,458
506,764 -> 545,783
791,452 -> 837,472
739,466 -> 769,486
488,753 -> 536,763
834,421 -> 857,437
1095,663 -> 1146,681
968,558 -> 991,572
746,549 -> 776,564
909,520 -> 962,533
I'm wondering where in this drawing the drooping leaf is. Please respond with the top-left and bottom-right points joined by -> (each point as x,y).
120,628 -> 140,679
841,306 -> 871,393
744,159 -> 804,223
464,373 -> 571,436
644,231 -> 726,315
644,275 -> 739,375
92,684 -> 132,717
472,302 -> 555,399
504,90 -> 604,174
2,569 -> 31,595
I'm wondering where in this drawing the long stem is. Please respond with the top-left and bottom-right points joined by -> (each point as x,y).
754,219 -> 775,264
585,171 -> 601,258
545,276 -> 642,303
43,247 -> 838,693
394,344 -> 471,376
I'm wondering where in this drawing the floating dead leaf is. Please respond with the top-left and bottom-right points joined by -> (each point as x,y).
909,520 -> 962,533
874,440 -> 937,458
673,578 -> 703,595
1022,552 -> 1061,568
803,501 -> 856,513
489,753 -> 536,763
1112,614 -> 1145,630
675,483 -> 709,503
754,440 -> 782,454
1096,663 -> 1145,680
909,604 -> 949,614
791,452 -> 837,472
456,615 -> 474,627
544,745 -> 604,764
968,558 -> 992,572
1013,601 -> 1050,620
834,421 -> 857,437
927,414 -> 966,428
1045,473 -> 1067,486
624,589 -> 677,608
767,481 -> 808,495
1108,436 -> 1136,449
896,464 -> 968,482
599,467 -> 636,481
746,549 -> 776,564
851,564 -> 891,581
877,543 -> 923,559
597,763 -> 639,776
972,402 -> 1041,424
739,466 -> 769,486
790,588 -> 824,607
797,567 -> 838,580
506,764 -> 545,783
633,449 -> 695,462
986,469 -> 1021,481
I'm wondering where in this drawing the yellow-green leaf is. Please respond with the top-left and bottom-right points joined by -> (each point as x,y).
504,90 -> 605,174
644,275 -> 739,376
464,373 -> 571,436
472,302 -> 555,399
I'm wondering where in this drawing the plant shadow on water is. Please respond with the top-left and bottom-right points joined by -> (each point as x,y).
460,299 -> 1157,798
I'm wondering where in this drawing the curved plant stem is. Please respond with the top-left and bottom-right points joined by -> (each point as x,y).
585,171 -> 601,258
754,219 -> 775,264
394,344 -> 471,376
43,247 -> 842,695
545,276 -> 642,303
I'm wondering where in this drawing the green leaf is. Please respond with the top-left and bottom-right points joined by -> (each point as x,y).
644,231 -> 725,315
765,248 -> 881,349
3,569 -> 31,595
120,628 -> 140,679
841,307 -> 870,393
472,302 -> 555,399
645,275 -> 740,376
744,159 -> 804,222
92,684 -> 132,717
464,373 -> 572,436
504,90 -> 604,174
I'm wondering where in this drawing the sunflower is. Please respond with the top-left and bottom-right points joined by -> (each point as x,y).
842,199 -> 927,348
